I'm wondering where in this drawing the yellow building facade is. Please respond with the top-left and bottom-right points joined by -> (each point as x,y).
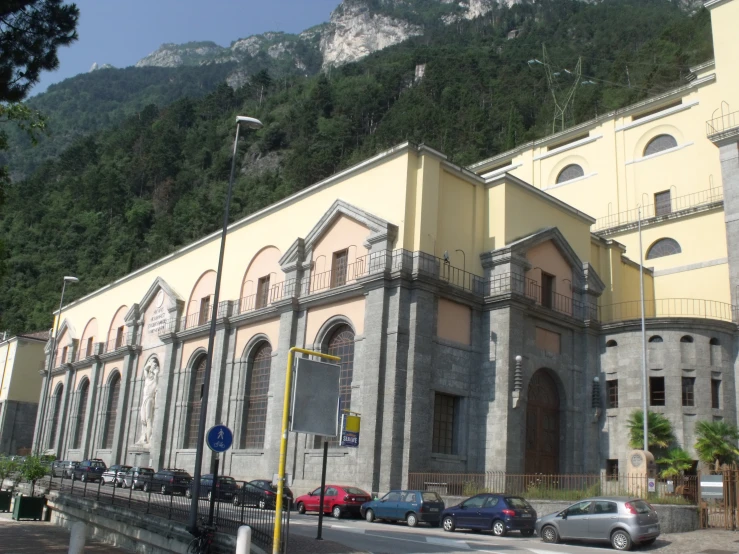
33,0 -> 739,492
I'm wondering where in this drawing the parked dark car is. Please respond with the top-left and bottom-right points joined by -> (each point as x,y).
72,459 -> 107,483
535,496 -> 660,550
185,474 -> 238,502
234,479 -> 294,510
151,468 -> 192,495
441,494 -> 537,536
295,485 -> 371,518
61,461 -> 80,478
361,490 -> 445,527
102,464 -> 132,486
122,467 -> 155,490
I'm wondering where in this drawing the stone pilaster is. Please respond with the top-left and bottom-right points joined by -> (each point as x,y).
112,351 -> 136,464
712,133 -> 739,307
56,367 -> 74,457
80,359 -> 103,459
150,339 -> 179,471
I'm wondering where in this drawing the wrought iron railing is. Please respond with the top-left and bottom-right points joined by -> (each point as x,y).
47,473 -> 290,552
408,472 -> 696,504
235,279 -> 298,316
389,249 -> 486,295
593,186 -> 724,232
707,110 -> 739,138
599,298 -> 737,323
105,329 -> 136,354
301,255 -> 371,295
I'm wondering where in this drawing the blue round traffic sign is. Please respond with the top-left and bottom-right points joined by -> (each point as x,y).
206,424 -> 233,453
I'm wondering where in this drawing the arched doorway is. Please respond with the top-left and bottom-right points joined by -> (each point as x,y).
525,370 -> 560,474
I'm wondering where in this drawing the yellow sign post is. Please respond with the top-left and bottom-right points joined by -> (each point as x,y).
272,347 -> 340,554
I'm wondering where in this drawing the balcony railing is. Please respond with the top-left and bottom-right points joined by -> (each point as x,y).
599,298 -> 737,324
488,272 -> 598,320
235,279 -> 297,316
181,301 -> 230,330
105,329 -> 136,353
707,110 -> 739,139
390,249 -> 487,295
301,255 -> 372,296
592,186 -> 724,232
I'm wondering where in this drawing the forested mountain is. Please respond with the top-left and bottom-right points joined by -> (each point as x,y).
0,0 -> 713,332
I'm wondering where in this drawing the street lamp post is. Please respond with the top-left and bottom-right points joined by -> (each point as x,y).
638,207 -> 649,452
188,116 -> 263,534
35,275 -> 79,455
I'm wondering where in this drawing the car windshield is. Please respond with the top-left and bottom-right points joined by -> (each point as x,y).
631,500 -> 652,514
344,487 -> 367,495
118,466 -> 131,471
505,497 -> 531,509
90,462 -> 105,468
219,477 -> 235,484
139,469 -> 154,474
174,472 -> 191,478
422,492 -> 442,502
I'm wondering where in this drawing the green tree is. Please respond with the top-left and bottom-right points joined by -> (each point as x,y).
627,410 -> 674,452
0,1 -> 79,101
20,456 -> 48,496
694,420 -> 739,469
656,447 -> 693,479
0,457 -> 20,491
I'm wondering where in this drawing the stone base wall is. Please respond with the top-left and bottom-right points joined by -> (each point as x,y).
46,491 -> 264,554
0,400 -> 39,455
440,496 -> 698,534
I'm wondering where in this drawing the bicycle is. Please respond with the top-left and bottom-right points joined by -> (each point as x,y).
187,521 -> 216,554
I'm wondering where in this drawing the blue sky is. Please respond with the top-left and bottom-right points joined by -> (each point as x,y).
32,0 -> 341,96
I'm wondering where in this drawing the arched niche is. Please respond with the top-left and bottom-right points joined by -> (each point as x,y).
240,246 -> 282,301
186,270 -> 217,320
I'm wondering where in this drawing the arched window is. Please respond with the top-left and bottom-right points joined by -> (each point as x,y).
73,379 -> 90,449
648,335 -> 663,343
48,384 -> 63,448
185,356 -> 207,449
102,372 -> 121,449
556,164 -> 584,184
242,343 -> 272,449
680,335 -> 694,343
318,325 -> 355,448
646,238 -> 681,260
644,134 -> 677,156
606,340 -> 618,347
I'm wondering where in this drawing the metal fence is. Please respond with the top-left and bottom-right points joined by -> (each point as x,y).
408,472 -> 697,504
47,473 -> 290,552
598,298 -> 737,324
706,111 -> 739,139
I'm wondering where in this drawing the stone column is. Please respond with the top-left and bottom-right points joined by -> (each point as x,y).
118,350 -> 139,463
80,360 -> 103,459
56,367 -> 74,457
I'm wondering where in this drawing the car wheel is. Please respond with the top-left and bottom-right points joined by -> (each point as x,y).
297,502 -> 306,515
143,482 -> 150,493
442,516 -> 456,532
541,525 -> 559,544
492,519 -> 506,537
521,529 -> 535,537
406,512 -> 418,528
611,529 -> 633,551
365,509 -> 375,523
641,538 -> 656,546
258,497 -> 266,510
332,505 -> 342,519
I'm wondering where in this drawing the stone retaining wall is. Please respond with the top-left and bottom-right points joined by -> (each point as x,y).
440,496 -> 698,534
46,491 -> 262,554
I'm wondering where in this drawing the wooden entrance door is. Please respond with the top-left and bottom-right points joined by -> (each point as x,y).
525,370 -> 560,474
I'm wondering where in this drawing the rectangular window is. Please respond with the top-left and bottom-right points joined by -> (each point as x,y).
649,376 -> 665,406
432,393 -> 458,455
541,273 -> 555,309
682,377 -> 695,407
86,337 -> 93,358
331,249 -> 349,288
607,379 -> 619,408
256,276 -> 271,309
606,459 -> 619,481
199,296 -> 211,326
61,346 -> 68,364
115,326 -> 124,349
655,190 -> 672,217
712,379 -> 722,409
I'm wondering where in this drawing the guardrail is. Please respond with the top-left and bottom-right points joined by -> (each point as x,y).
707,111 -> 739,139
598,298 -> 737,323
593,186 -> 724,232
408,472 -> 696,504
48,472 -> 290,552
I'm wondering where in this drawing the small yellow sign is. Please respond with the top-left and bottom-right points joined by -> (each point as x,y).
344,414 -> 361,433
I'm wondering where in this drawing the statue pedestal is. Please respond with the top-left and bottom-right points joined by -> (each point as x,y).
127,445 -> 152,468
626,450 -> 656,497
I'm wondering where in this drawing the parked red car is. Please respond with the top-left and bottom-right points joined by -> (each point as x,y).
295,485 -> 372,518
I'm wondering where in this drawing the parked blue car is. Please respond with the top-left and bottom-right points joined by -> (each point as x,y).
360,490 -> 445,527
441,493 -> 537,536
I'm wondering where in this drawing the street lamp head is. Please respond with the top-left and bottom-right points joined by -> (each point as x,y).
236,116 -> 263,129
63,276 -> 79,283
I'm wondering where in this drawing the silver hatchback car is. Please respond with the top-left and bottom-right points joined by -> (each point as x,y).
535,496 -> 660,551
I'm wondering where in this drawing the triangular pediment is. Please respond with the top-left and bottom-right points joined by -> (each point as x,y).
125,276 -> 183,324
279,200 -> 397,268
507,227 -> 583,273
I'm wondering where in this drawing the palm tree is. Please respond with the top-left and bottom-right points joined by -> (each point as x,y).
627,410 -> 674,452
694,420 -> 739,469
656,448 -> 694,478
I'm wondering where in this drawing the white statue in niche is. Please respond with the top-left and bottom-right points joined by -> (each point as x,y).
137,357 -> 160,447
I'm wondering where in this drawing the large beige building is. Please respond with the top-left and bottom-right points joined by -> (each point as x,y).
32,0 -> 739,492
